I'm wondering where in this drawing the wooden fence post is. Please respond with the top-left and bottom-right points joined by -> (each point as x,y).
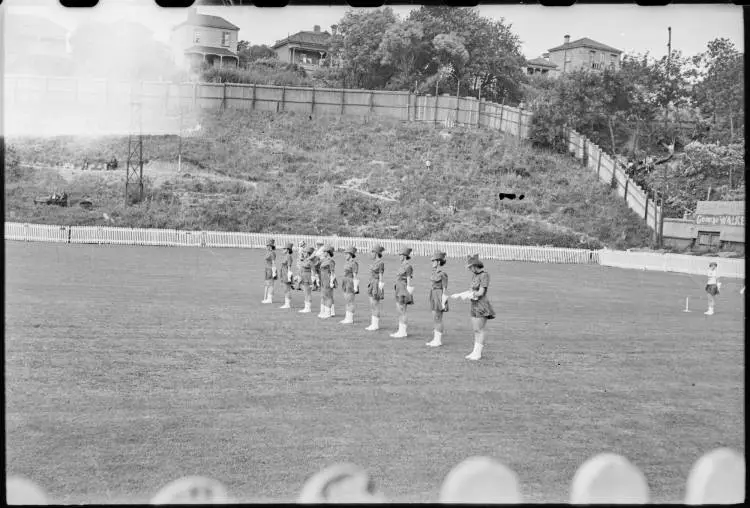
455,95 -> 461,126
624,178 -> 629,200
251,83 -> 257,110
311,86 -> 315,115
280,86 -> 286,112
434,94 -> 439,126
192,82 -> 198,108
369,91 -> 375,114
477,99 -> 482,128
406,92 -> 410,122
611,163 -> 618,189
341,88 -> 346,116
222,83 -> 227,110
499,104 -> 505,133
644,195 -> 649,221
596,150 -> 602,180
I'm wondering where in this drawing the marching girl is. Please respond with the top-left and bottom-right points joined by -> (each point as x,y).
279,242 -> 295,309
365,244 -> 386,331
318,244 -> 337,319
294,240 -> 307,290
464,254 -> 495,361
297,246 -> 316,313
425,251 -> 449,347
262,238 -> 277,304
390,247 -> 415,338
339,246 -> 359,325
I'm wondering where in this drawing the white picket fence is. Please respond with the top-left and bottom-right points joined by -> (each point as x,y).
4,222 -> 745,278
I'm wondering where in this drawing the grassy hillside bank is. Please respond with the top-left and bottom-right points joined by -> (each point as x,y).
5,110 -> 653,249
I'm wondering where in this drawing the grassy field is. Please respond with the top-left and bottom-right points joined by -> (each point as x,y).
5,242 -> 744,503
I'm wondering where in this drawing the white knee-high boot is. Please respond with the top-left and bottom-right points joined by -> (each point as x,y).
340,309 -> 354,324
466,332 -> 484,360
365,315 -> 379,331
280,295 -> 291,309
426,330 -> 442,347
299,300 -> 311,313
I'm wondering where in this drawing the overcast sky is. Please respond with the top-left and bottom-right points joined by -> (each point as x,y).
3,0 -> 744,59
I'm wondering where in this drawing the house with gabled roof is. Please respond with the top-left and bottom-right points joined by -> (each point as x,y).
272,25 -> 333,71
170,6 -> 240,70
546,35 -> 623,74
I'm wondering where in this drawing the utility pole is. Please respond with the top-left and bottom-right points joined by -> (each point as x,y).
125,82 -> 144,205
658,27 -> 673,248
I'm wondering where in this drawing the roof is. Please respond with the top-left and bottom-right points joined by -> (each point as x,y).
173,14 -> 239,31
526,57 -> 558,69
184,46 -> 238,57
548,37 -> 623,54
695,201 -> 745,216
272,30 -> 331,50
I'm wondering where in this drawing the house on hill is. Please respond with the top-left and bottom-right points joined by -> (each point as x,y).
4,14 -> 72,76
546,35 -> 623,74
170,7 -> 239,70
525,54 -> 558,77
272,25 -> 332,71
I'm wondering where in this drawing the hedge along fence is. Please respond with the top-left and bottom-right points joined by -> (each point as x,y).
566,128 -> 662,231
5,222 -> 746,279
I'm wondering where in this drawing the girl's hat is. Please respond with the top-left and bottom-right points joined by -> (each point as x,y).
400,247 -> 413,258
432,251 -> 447,262
323,244 -> 335,255
305,246 -> 315,255
466,254 -> 484,268
266,238 -> 275,247
371,244 -> 385,254
284,242 -> 294,251
345,246 -> 358,256
709,262 -> 718,267
316,240 -> 325,246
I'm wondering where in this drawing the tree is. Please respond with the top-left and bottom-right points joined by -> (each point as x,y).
375,19 -> 424,90
432,33 -> 469,94
237,41 -> 277,68
692,38 -> 744,142
329,7 -> 398,88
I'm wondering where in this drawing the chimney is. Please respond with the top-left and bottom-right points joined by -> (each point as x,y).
313,25 -> 320,33
542,52 -> 550,61
564,34 -> 570,44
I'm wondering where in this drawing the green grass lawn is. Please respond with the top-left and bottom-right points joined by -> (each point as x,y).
4,242 -> 744,503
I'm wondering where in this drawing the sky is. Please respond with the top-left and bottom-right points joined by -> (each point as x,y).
2,0 -> 744,59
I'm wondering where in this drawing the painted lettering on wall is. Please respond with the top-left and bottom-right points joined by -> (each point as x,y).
695,215 -> 745,227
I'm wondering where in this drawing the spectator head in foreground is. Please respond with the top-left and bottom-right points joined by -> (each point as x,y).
439,456 -> 522,504
298,463 -> 386,503
570,453 -> 649,504
6,476 -> 48,505
150,476 -> 230,505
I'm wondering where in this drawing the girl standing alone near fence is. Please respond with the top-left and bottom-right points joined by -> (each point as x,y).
464,254 -> 495,361
426,251 -> 449,347
705,262 -> 720,316
365,245 -> 386,331
390,247 -> 415,338
262,238 -> 277,304
339,246 -> 359,325
279,242 -> 295,309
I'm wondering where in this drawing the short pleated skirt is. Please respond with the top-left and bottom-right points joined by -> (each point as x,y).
470,296 -> 495,319
341,276 -> 358,294
429,288 -> 449,313
264,266 -> 276,281
394,281 -> 414,305
367,277 -> 384,300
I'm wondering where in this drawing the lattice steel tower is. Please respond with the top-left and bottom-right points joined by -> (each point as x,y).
125,83 -> 144,205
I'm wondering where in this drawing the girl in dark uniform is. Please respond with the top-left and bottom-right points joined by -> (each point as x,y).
279,242 -> 295,309
465,254 -> 495,361
262,238 -> 277,304
365,244 -> 386,331
390,247 -> 415,338
297,246 -> 316,314
318,245 -> 337,319
339,246 -> 359,325
426,251 -> 449,347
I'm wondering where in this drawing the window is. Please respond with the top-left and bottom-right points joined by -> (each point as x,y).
193,31 -> 201,44
221,32 -> 230,47
589,50 -> 595,64
697,231 -> 721,247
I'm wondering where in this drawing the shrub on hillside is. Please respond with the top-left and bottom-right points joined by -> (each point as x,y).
201,64 -> 312,87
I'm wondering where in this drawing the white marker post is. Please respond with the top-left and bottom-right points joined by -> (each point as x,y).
683,297 -> 691,313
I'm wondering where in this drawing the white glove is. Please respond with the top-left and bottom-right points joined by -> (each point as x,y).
717,282 -> 722,289
441,293 -> 449,310
406,285 -> 415,295
353,278 -> 360,292
378,281 -> 385,291
271,266 -> 277,278
287,271 -> 293,283
330,274 -> 336,288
